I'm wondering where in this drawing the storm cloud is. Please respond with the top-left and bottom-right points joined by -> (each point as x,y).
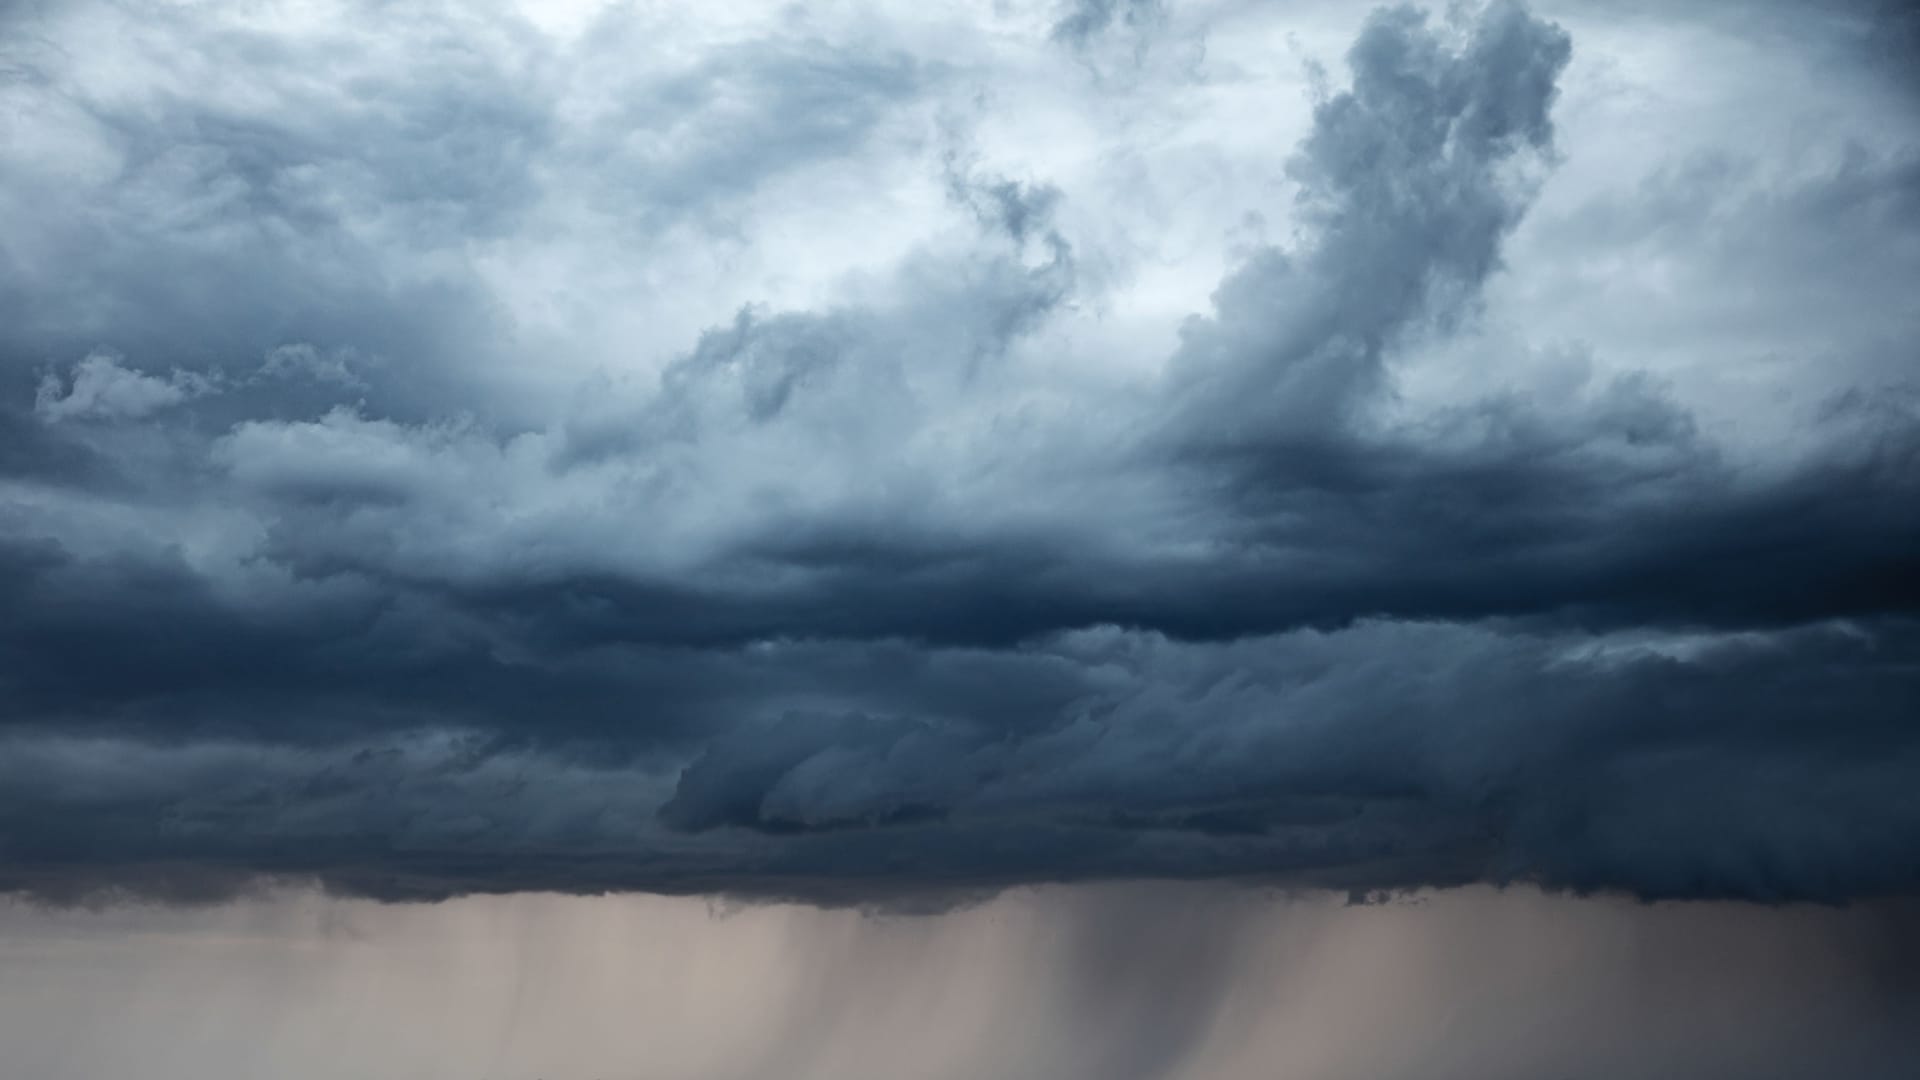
1,0 -> 1917,910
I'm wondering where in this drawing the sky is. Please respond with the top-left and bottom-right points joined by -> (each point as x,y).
0,0 -> 1917,1074
3,886 -> 1917,1080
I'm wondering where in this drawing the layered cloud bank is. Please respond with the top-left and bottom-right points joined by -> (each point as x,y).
1,0 -> 1916,905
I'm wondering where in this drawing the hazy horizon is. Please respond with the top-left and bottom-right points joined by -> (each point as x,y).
6,883 -> 1917,1079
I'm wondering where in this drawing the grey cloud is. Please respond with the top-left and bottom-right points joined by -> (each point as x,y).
944,157 -> 1067,250
0,3 -> 549,407
0,407 -> 115,487
0,0 -> 1916,910
1519,145 -> 1920,373
571,36 -> 930,227
34,351 -> 216,422
2,618 -> 1916,905
54,0 -> 1903,654
0,1 -> 936,430
259,343 -> 369,390
1171,1 -> 1570,434
1574,0 -> 1920,94
1051,0 -> 1168,49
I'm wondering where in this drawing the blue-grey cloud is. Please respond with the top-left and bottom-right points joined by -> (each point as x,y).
1051,0 -> 1167,49
0,0 -> 1915,909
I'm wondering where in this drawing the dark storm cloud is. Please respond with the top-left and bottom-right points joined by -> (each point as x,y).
0,0 -> 1917,907
633,618 -> 1920,905
4,619 -> 1917,905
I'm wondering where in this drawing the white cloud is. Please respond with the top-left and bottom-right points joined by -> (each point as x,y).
33,351 -> 216,423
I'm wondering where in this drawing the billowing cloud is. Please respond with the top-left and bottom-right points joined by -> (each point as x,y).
34,351 -> 216,423
0,0 -> 1916,908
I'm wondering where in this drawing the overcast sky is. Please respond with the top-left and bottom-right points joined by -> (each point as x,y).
4,0 -> 1918,1073
2,0 -> 1919,996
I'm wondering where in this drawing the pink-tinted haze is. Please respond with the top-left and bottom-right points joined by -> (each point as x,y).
2,884 -> 1912,1079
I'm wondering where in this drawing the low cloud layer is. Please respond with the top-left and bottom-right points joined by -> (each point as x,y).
1,0 -> 1916,907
